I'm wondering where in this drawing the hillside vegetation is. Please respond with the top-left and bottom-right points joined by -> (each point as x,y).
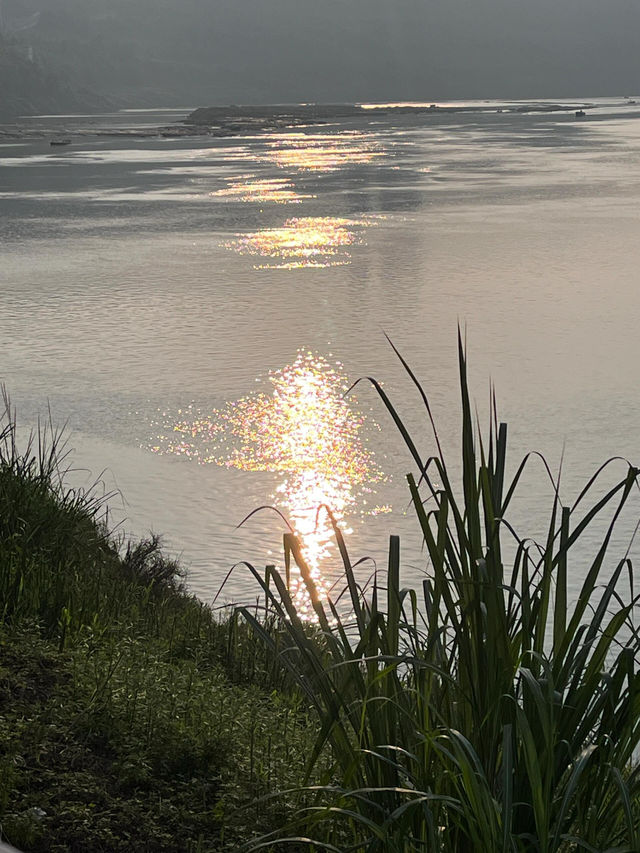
0,407 -> 322,851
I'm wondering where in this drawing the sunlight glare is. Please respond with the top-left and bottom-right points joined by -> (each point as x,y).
262,131 -> 382,172
225,216 -> 369,269
153,352 -> 384,614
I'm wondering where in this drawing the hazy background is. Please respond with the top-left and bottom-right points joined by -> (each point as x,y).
2,0 -> 640,114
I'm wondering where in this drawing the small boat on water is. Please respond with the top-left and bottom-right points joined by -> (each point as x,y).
575,110 -> 586,117
50,139 -> 71,146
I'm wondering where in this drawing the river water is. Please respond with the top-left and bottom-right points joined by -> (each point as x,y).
2,98 -> 640,608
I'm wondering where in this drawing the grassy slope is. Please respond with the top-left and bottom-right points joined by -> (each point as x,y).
0,420 -> 320,852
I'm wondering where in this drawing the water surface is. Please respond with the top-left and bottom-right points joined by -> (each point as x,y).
3,100 -> 640,605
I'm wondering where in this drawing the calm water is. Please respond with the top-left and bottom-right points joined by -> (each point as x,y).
2,98 -> 640,606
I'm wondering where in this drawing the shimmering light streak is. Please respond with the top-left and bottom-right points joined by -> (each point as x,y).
370,505 -> 393,516
210,175 -> 314,204
152,353 -> 384,613
225,216 -> 369,269
262,132 -> 382,172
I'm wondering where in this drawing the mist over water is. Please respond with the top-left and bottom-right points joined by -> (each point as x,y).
3,100 -> 640,604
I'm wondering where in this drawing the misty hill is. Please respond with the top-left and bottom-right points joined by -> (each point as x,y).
0,33 -> 112,118
2,0 -> 640,116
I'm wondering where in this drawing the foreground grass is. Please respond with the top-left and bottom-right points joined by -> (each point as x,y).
0,623 -> 318,852
4,330 -> 640,851
0,409 -> 323,852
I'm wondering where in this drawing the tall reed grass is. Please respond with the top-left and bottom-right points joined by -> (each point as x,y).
240,334 -> 640,851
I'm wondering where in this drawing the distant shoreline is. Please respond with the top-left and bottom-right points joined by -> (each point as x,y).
0,99 -> 599,143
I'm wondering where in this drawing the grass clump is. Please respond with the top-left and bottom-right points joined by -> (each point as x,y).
0,399 -> 324,852
240,334 -> 640,851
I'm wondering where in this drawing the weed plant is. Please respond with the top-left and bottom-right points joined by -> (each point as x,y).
241,335 -> 640,851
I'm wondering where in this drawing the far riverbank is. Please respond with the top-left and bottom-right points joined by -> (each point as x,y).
0,98 -> 597,142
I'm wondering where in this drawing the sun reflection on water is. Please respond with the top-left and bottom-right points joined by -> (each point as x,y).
151,352 -> 384,613
210,175 -> 314,204
262,132 -> 382,172
225,215 -> 370,269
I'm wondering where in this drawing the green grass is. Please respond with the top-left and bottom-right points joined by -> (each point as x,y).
238,333 -> 640,851
0,397 -> 325,852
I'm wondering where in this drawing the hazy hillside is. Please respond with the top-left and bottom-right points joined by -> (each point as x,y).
1,0 -> 639,116
0,34 -> 111,118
